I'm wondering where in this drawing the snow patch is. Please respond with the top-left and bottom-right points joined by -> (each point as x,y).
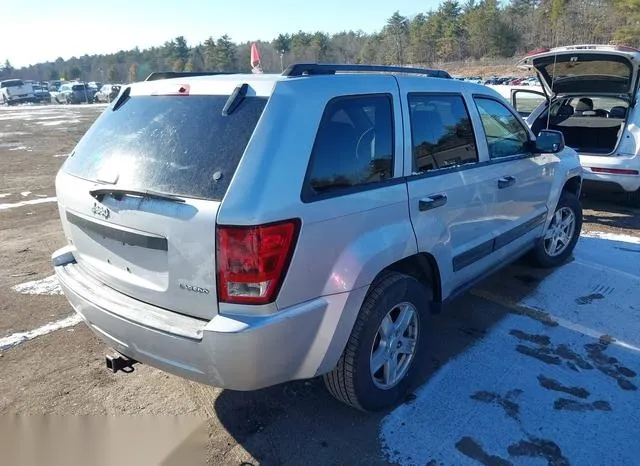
20,191 -> 31,197
518,234 -> 640,345
380,315 -> 640,466
12,274 -> 63,295
38,119 -> 81,126
0,197 -> 56,210
8,145 -> 31,151
582,230 -> 640,245
380,232 -> 640,465
0,314 -> 82,351
0,193 -> 11,198
52,153 -> 68,158
34,115 -> 79,121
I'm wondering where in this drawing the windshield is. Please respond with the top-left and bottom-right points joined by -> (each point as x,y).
63,94 -> 267,200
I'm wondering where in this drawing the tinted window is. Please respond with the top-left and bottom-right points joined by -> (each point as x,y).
474,97 -> 530,159
72,84 -> 87,91
409,94 -> 478,173
306,94 -> 394,197
64,95 -> 267,200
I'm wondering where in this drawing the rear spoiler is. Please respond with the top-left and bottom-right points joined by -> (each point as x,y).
144,71 -> 236,82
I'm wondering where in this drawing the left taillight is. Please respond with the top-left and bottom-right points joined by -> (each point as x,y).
216,219 -> 301,305
590,167 -> 639,175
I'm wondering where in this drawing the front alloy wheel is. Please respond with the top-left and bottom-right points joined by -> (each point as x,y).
529,191 -> 582,268
543,206 -> 576,257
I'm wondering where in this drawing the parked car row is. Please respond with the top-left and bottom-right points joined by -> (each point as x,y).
50,81 -> 123,104
453,75 -> 539,86
0,79 -> 124,105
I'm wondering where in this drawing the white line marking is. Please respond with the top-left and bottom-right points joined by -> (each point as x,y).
0,193 -> 11,198
0,196 -> 56,210
12,274 -> 62,295
20,191 -> 31,197
0,314 -> 82,351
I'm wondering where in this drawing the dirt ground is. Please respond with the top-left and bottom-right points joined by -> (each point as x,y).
0,103 -> 639,466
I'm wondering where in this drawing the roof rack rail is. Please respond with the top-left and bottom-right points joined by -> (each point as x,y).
144,71 -> 235,82
282,63 -> 452,79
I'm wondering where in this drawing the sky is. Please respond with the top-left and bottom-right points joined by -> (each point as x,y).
3,0 -> 443,68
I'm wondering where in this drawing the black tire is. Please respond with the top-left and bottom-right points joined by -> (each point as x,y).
624,189 -> 640,207
529,191 -> 582,268
323,272 -> 432,412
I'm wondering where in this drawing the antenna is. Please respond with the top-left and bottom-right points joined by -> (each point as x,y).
546,31 -> 560,130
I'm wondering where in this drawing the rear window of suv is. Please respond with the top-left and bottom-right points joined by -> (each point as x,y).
1,80 -> 23,88
64,94 -> 268,200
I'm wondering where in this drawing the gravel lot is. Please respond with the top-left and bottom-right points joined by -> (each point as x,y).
1,104 -> 639,465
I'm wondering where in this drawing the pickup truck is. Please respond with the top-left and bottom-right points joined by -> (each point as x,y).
0,79 -> 36,105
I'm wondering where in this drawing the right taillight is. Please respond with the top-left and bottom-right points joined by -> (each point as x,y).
216,219 -> 300,305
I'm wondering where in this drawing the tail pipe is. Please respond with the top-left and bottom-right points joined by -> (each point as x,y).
105,352 -> 138,373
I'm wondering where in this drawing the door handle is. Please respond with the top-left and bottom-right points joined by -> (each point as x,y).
498,176 -> 516,189
419,194 -> 447,211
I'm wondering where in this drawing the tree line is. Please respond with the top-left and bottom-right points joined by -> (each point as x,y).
1,0 -> 639,83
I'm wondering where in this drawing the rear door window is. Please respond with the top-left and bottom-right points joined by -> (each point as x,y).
408,94 -> 478,173
304,94 -> 394,200
64,94 -> 268,200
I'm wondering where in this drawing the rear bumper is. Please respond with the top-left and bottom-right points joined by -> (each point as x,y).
5,95 -> 35,104
581,155 -> 640,193
581,172 -> 640,193
53,246 -> 364,390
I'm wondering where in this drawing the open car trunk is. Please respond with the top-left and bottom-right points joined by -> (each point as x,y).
517,46 -> 639,155
530,96 -> 629,154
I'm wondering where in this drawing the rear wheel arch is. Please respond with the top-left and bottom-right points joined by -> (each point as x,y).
373,252 -> 442,304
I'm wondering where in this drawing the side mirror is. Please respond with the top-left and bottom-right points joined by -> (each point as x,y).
534,129 -> 565,153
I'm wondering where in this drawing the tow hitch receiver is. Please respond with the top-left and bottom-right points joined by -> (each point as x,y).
105,353 -> 138,373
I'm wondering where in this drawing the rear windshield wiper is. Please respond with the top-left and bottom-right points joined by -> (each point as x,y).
89,187 -> 186,203
222,83 -> 248,116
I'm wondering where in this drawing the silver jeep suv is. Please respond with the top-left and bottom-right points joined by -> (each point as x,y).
52,64 -> 583,411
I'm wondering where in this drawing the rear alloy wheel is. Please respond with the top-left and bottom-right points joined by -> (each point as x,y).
529,191 -> 582,268
323,272 -> 431,412
370,302 -> 419,390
